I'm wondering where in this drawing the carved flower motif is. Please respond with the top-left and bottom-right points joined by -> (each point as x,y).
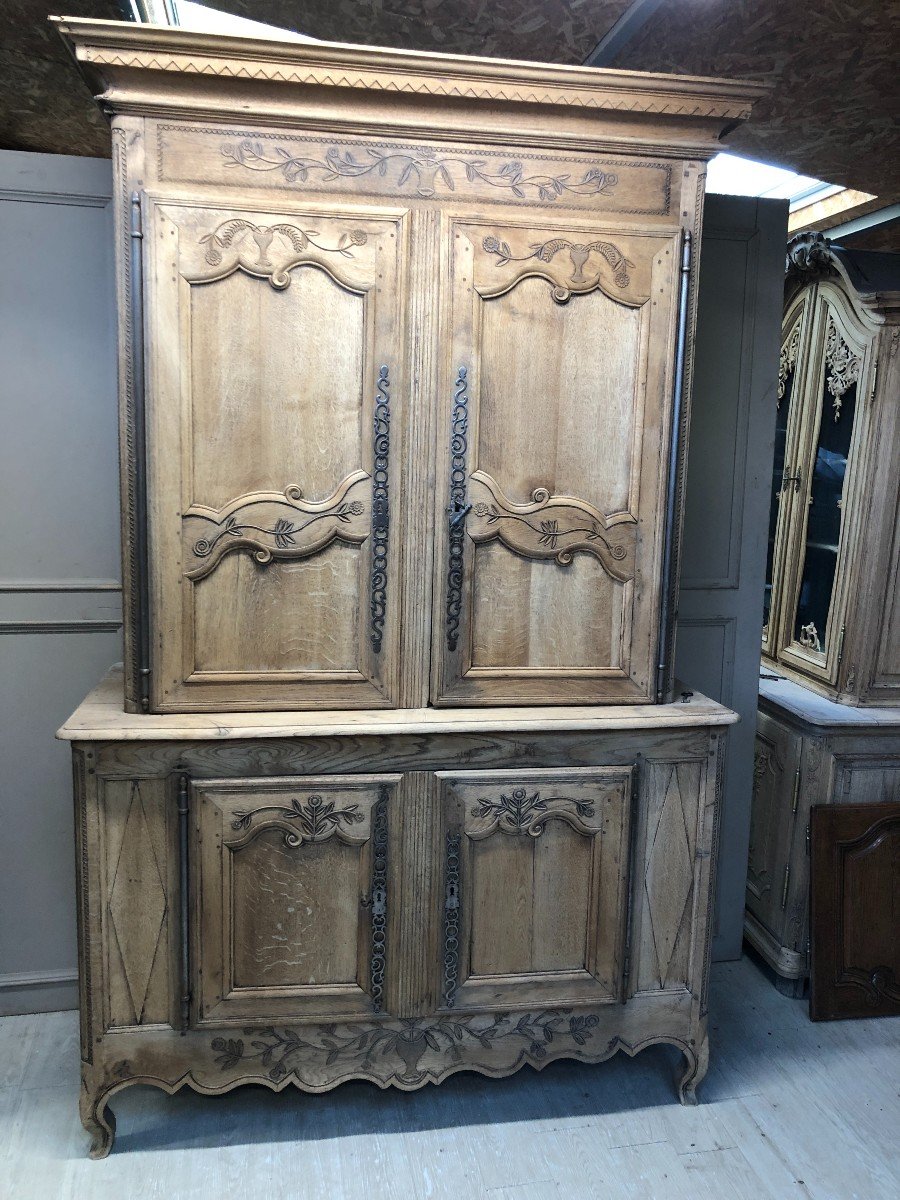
349,229 -> 368,245
348,500 -> 365,515
482,236 -> 501,253
473,502 -> 490,516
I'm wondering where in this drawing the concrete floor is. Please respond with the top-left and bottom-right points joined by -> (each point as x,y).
1,955 -> 898,1199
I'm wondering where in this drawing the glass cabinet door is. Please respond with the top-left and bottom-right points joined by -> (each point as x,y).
779,288 -> 867,682
762,296 -> 809,658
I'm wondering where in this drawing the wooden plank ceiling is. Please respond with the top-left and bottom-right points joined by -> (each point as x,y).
2,1 -> 898,199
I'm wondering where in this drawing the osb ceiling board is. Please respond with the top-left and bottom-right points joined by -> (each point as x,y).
615,0 -> 900,196
3,0 -> 898,206
0,1 -> 123,156
212,0 -> 634,61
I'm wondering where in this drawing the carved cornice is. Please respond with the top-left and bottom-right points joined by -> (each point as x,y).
54,18 -> 764,128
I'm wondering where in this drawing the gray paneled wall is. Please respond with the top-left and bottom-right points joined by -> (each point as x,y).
0,150 -> 121,1015
676,194 -> 788,959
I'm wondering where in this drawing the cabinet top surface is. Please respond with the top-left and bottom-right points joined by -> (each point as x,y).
57,666 -> 738,742
52,16 -> 765,134
759,672 -> 900,728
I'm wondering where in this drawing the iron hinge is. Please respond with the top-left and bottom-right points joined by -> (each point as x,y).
790,766 -> 801,815
806,822 -> 811,855
837,622 -> 846,667
780,863 -> 791,910
869,355 -> 879,404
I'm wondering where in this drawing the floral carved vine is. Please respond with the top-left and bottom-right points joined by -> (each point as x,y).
482,234 -> 633,294
471,787 -> 595,837
222,139 -> 619,204
197,219 -> 367,288
231,794 -> 366,847
211,1009 -> 601,1086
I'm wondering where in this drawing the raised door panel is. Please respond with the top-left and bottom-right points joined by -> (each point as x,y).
810,800 -> 900,1020
431,214 -> 680,705
744,711 -> 801,940
776,284 -> 872,686
193,774 -> 400,1024
435,767 -> 634,1011
144,194 -> 408,711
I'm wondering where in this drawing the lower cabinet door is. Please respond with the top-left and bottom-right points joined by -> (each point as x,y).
193,774 -> 400,1024
436,767 -> 634,1011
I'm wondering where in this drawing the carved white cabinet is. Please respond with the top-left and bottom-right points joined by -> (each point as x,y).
763,235 -> 900,706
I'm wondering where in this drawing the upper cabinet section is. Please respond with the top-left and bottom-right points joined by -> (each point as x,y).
54,18 -> 765,714
763,234 -> 900,707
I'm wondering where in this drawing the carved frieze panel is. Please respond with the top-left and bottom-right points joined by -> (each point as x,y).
468,470 -> 636,583
156,126 -> 673,216
182,470 -> 370,581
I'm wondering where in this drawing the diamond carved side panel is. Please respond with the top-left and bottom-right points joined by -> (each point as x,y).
637,761 -> 701,992
103,780 -> 171,1027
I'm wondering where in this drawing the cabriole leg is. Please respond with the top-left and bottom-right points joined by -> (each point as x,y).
676,1032 -> 709,1106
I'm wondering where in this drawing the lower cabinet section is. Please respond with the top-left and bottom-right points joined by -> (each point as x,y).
65,686 -> 731,1158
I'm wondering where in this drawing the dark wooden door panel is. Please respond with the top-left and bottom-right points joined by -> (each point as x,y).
810,801 -> 900,1021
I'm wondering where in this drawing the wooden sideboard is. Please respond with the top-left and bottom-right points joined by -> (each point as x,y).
746,673 -> 900,995
52,17 -> 760,1155
61,667 -> 734,1158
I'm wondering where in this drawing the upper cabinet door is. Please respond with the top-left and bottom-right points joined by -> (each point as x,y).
144,196 -> 408,711
432,214 -> 680,705
776,284 -> 871,686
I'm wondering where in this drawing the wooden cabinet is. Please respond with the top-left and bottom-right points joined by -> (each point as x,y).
53,16 -> 759,1157
763,235 -> 900,706
61,667 -> 734,1158
744,674 -> 900,994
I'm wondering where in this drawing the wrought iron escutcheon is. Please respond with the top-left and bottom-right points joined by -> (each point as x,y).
442,832 -> 462,1008
177,773 -> 191,1034
446,366 -> 470,652
366,787 -> 389,1013
370,364 -> 391,653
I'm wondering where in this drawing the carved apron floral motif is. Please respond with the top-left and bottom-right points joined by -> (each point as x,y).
211,1009 -> 600,1086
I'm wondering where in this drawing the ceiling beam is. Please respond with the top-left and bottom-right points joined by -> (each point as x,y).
582,0 -> 667,67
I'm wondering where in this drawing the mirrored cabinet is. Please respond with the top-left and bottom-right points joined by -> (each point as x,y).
763,234 -> 900,707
